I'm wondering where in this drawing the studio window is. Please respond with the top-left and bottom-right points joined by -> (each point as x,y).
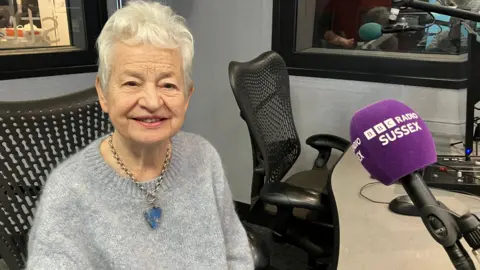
0,0 -> 107,80
272,0 -> 476,88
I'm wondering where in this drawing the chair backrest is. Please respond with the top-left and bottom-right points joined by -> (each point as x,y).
228,51 -> 301,184
0,87 -> 113,269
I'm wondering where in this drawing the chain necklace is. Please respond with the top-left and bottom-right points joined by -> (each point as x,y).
108,133 -> 171,229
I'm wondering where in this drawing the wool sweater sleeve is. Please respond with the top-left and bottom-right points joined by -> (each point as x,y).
209,145 -> 254,270
26,170 -> 92,270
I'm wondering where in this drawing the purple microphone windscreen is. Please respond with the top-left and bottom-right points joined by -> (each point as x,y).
349,100 -> 437,185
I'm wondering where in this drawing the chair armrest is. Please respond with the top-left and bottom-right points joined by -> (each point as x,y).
306,134 -> 350,168
260,182 -> 322,211
306,134 -> 350,153
244,225 -> 270,269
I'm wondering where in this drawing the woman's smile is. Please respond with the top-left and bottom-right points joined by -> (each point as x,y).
131,116 -> 169,129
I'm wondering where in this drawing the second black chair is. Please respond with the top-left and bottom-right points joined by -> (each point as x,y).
229,51 -> 350,269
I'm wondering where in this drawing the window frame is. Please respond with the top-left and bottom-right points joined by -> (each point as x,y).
272,0 -> 468,89
0,0 -> 108,80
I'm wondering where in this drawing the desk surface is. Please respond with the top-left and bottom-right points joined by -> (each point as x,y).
331,149 -> 480,270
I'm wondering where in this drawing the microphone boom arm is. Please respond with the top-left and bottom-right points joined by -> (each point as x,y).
394,0 -> 480,22
401,173 -> 476,270
458,212 -> 480,265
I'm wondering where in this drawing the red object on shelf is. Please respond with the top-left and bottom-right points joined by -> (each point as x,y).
4,28 -> 41,37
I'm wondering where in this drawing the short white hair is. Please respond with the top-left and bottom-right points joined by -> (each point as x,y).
96,0 -> 194,91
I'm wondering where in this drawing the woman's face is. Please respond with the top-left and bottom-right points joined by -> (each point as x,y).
96,42 -> 193,146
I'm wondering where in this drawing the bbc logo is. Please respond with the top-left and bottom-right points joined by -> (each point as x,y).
363,118 -> 396,140
384,118 -> 396,129
374,123 -> 387,134
364,128 -> 376,140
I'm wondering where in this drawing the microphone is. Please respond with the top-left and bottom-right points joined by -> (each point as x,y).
358,22 -> 383,41
350,99 -> 436,184
350,99 -> 476,270
358,20 -> 424,42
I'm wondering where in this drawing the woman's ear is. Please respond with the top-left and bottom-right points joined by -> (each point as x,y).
95,76 -> 109,113
184,85 -> 195,110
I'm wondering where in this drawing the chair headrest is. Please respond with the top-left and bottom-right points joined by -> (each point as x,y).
0,87 -> 99,117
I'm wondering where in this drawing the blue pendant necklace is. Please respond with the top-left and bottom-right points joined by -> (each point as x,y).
108,133 -> 171,229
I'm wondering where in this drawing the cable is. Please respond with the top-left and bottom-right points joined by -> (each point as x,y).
451,141 -> 464,147
359,182 -> 390,204
359,180 -> 480,205
434,23 -> 443,36
423,11 -> 436,30
359,181 -> 472,218
425,23 -> 443,38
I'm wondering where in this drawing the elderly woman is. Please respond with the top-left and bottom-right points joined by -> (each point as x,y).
25,1 -> 254,269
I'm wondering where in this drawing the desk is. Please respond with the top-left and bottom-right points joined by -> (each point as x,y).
331,148 -> 480,270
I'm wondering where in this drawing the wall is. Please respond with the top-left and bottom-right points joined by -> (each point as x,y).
0,73 -> 97,101
171,0 -> 272,204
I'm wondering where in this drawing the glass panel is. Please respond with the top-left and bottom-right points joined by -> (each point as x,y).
0,0 -> 86,51
296,0 -> 480,58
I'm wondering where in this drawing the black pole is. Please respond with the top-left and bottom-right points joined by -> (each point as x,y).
447,242 -> 477,270
401,173 -> 475,270
404,0 -> 480,22
465,31 -> 480,159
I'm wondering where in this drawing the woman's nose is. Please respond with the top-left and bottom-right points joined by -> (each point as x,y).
138,85 -> 163,110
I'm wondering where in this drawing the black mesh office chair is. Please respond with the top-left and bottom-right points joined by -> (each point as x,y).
0,87 -> 269,270
0,87 -> 114,269
229,51 -> 350,269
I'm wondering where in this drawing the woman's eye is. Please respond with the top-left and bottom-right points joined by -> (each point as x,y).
124,81 -> 139,87
163,83 -> 176,89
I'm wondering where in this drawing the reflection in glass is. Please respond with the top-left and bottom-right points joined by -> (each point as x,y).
297,0 -> 480,55
0,0 -> 86,50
